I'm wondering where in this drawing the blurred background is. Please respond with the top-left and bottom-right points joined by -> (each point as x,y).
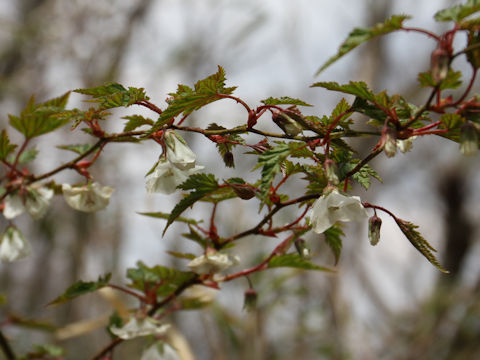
0,0 -> 479,359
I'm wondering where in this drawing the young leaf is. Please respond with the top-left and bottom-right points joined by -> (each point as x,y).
15,147 -> 38,164
343,161 -> 382,190
126,261 -> 196,297
394,218 -> 449,273
9,93 -> 72,139
261,97 -> 312,107
0,130 -> 17,160
268,253 -> 334,272
206,123 -> 245,168
435,0 -> 480,22
257,143 -> 290,199
164,173 -> 219,233
155,66 -> 237,126
48,273 -> 111,305
57,143 -> 94,155
311,81 -> 376,102
323,225 -> 344,265
74,83 -> 148,109
123,115 -> 154,132
166,251 -> 196,260
316,15 -> 410,74
418,70 -> 462,90
138,211 -> 202,225
182,226 -> 207,248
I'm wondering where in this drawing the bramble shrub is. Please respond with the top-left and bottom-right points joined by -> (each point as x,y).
1,1 -> 480,359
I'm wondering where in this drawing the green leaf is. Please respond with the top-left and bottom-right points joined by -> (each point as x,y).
15,147 -> 38,164
345,161 -> 382,190
138,211 -> 202,225
48,273 -> 111,305
316,15 -> 410,74
206,123 -> 245,168
74,83 -> 148,109
440,113 -> 464,130
395,219 -> 449,273
32,344 -> 65,357
261,96 -> 312,106
0,130 -> 17,160
154,66 -> 237,126
312,81 -> 376,102
324,225 -> 344,265
57,143 -> 94,155
257,143 -> 290,199
182,225 -> 207,248
166,251 -> 196,260
9,92 -> 71,139
268,253 -> 334,272
123,115 -> 154,132
418,70 -> 463,90
435,0 -> 480,22
165,173 -> 219,233
126,261 -> 196,297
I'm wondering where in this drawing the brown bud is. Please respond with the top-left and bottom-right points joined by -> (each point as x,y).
431,47 -> 450,83
227,182 -> 256,200
243,288 -> 258,312
368,215 -> 382,246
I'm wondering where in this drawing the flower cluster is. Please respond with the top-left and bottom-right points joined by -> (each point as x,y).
146,131 -> 203,194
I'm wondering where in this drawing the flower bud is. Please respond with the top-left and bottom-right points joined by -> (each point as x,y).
324,159 -> 339,185
227,182 -> 256,200
431,47 -> 450,83
460,121 -> 478,156
381,127 -> 397,158
294,238 -> 311,260
243,288 -> 258,312
368,215 -> 382,246
223,151 -> 234,168
272,110 -> 303,136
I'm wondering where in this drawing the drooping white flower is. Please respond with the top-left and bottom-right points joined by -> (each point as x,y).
141,342 -> 181,360
3,187 -> 54,220
397,136 -> 417,153
145,158 -> 202,195
164,131 -> 197,170
187,251 -> 240,275
310,189 -> 369,234
0,227 -> 31,262
62,182 -> 114,212
110,316 -> 170,340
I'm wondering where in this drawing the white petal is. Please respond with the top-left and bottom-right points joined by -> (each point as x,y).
26,187 -> 54,219
165,132 -> 197,170
110,317 -> 170,340
188,252 -> 239,275
310,196 -> 334,234
0,227 -> 32,262
3,195 -> 25,219
141,343 -> 181,360
62,182 -> 114,212
146,159 -> 204,195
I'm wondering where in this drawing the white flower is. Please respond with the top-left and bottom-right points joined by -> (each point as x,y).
188,251 -> 240,275
110,316 -> 170,340
397,136 -> 417,153
310,189 -> 369,234
62,182 -> 114,212
141,342 -> 181,360
146,159 -> 202,195
0,227 -> 31,262
3,187 -> 54,220
165,131 -> 197,170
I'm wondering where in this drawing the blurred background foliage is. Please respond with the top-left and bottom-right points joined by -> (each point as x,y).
0,0 -> 479,359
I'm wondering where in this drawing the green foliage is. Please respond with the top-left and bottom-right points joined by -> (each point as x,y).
434,0 -> 480,22
344,161 -> 382,190
323,225 -> 344,265
395,219 -> 449,273
0,130 -> 17,160
11,147 -> 38,164
268,253 -> 333,272
49,273 -> 111,305
154,66 -> 237,127
440,113 -> 465,130
164,173 -> 219,233
138,211 -> 202,225
182,226 -> 208,248
316,15 -> 410,74
8,92 -> 71,139
418,70 -> 463,90
312,81 -> 375,102
75,83 -> 148,109
261,96 -> 312,106
122,115 -> 154,132
57,143 -> 94,155
126,261 -> 196,297
257,143 -> 290,200
206,123 -> 245,168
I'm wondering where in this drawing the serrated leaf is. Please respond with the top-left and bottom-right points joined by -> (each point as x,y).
48,273 -> 111,306
16,147 -> 38,164
166,251 -> 196,260
435,0 -> 480,22
123,115 -> 154,132
324,225 -> 344,265
440,113 -> 465,130
74,83 -> 148,109
316,15 -> 410,74
257,143 -> 290,199
418,70 -> 463,90
57,143 -> 94,155
312,81 -> 376,102
268,253 -> 334,272
138,211 -> 202,225
395,218 -> 448,273
0,130 -> 17,160
345,162 -> 382,190
8,93 -> 71,139
155,66 -> 237,127
182,225 -> 207,248
165,173 -> 218,233
261,96 -> 312,106
126,261 -> 196,296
